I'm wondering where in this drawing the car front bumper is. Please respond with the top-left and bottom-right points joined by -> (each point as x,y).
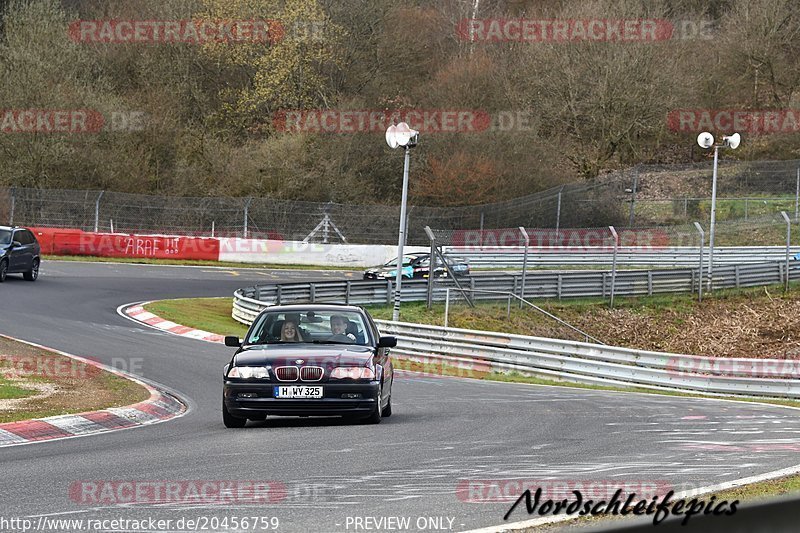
224,381 -> 380,417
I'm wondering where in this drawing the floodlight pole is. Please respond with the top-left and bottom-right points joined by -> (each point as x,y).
707,145 -> 719,292
392,145 -> 411,321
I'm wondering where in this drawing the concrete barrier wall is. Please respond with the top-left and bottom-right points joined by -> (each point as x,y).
218,238 -> 426,267
30,226 -> 424,267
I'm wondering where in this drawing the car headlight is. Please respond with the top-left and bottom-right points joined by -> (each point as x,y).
227,366 -> 270,379
330,367 -> 375,380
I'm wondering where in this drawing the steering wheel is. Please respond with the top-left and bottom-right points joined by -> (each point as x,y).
327,333 -> 355,342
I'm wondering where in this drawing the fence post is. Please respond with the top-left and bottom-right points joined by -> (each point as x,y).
94,190 -> 104,233
782,211 -> 791,291
628,168 -> 638,227
609,226 -> 619,308
795,168 -> 799,222
479,211 -> 484,249
693,222 -> 704,302
555,186 -> 563,231
8,187 -> 14,225
211,221 -> 215,238
243,197 -> 252,238
518,226 -> 530,306
424,226 -> 437,309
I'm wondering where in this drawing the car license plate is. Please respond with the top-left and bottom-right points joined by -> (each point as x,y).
274,386 -> 323,399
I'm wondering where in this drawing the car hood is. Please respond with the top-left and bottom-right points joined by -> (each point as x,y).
234,344 -> 374,367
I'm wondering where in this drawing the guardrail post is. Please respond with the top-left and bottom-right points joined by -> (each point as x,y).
444,288 -> 450,328
309,283 -> 316,303
734,265 -> 740,288
345,281 -> 351,304
424,226 -> 436,309
386,280 -> 393,306
609,226 -> 619,309
94,190 -> 104,233
647,271 -> 653,296
693,222 -> 704,302
518,226 -> 529,306
557,273 -> 562,301
276,285 -> 282,305
782,211 -> 792,291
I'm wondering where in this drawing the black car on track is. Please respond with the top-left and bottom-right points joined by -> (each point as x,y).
363,252 -> 470,280
222,304 -> 396,427
0,226 -> 41,282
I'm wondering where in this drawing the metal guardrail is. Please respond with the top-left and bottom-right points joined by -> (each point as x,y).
443,246 -> 800,268
374,321 -> 800,399
232,261 -> 800,322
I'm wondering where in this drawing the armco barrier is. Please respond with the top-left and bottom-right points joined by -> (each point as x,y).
231,261 -> 800,320
444,246 -> 800,268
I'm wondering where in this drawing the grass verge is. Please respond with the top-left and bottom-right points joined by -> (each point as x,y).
0,336 -> 151,424
144,298 -> 249,338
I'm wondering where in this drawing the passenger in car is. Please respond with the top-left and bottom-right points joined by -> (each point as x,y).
280,318 -> 303,342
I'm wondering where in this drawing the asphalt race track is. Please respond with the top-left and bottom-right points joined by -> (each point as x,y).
2,261 -> 800,532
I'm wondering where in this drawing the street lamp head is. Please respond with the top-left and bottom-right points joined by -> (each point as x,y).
697,132 -> 714,149
723,132 -> 741,150
385,122 -> 419,149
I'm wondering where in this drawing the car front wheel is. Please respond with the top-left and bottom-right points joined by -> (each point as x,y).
363,387 -> 383,424
23,258 -> 39,281
381,393 -> 392,417
222,400 -> 247,428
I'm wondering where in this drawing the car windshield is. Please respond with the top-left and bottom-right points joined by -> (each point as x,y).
246,309 -> 369,346
0,229 -> 11,245
384,256 -> 415,268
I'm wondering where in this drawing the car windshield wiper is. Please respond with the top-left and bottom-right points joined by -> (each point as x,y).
249,340 -> 303,345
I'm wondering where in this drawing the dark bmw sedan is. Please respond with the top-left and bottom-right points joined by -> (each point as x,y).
222,304 -> 396,427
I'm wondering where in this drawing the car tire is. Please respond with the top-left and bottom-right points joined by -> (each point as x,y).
381,393 -> 392,417
363,387 -> 383,424
0,259 -> 7,283
23,258 -> 39,281
222,400 -> 247,428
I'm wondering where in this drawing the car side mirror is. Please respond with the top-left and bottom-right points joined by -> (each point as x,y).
224,336 -> 242,347
377,336 -> 397,348
10,241 -> 21,248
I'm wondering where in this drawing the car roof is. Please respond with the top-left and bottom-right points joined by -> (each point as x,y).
260,303 -> 365,313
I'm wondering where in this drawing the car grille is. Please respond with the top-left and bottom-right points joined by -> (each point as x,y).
300,366 -> 324,382
275,366 -> 299,381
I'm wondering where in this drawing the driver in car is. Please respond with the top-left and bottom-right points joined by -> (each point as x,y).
329,315 -> 356,342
